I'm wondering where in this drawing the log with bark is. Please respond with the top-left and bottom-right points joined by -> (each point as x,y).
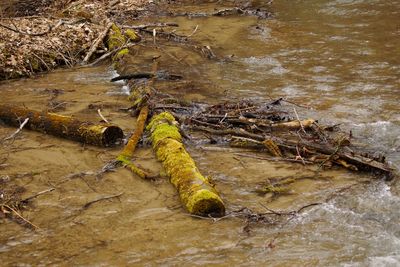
116,105 -> 151,179
0,105 -> 123,146
146,112 -> 225,216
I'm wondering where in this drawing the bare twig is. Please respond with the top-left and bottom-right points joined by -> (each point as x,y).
3,118 -> 29,141
82,21 -> 113,64
1,204 -> 39,229
97,109 -> 109,123
85,43 -> 137,67
21,188 -> 55,203
0,19 -> 63,36
187,25 -> 199,37
122,22 -> 179,29
282,99 -> 313,109
31,52 -> 51,71
295,145 -> 306,165
293,107 -> 306,134
234,153 -> 314,164
82,192 -> 123,209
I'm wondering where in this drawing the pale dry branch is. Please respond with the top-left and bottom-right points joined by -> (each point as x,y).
3,118 -> 29,141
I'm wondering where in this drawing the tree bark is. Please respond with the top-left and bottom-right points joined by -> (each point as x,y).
0,104 -> 123,146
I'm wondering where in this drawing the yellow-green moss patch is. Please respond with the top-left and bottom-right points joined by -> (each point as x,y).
125,29 -> 141,42
147,112 -> 225,216
107,24 -> 126,50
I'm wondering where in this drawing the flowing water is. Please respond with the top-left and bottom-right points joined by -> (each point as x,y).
1,0 -> 399,266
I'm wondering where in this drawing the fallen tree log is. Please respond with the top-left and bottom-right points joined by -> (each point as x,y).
147,112 -> 225,216
117,105 -> 151,179
0,105 -> 123,146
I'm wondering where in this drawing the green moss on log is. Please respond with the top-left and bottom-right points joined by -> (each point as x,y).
108,24 -> 126,50
125,29 -> 141,42
113,48 -> 129,60
147,112 -> 225,216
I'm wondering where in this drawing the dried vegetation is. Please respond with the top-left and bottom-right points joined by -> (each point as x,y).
0,0 -> 148,79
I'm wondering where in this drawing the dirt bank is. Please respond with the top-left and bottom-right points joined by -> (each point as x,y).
0,0 -> 150,80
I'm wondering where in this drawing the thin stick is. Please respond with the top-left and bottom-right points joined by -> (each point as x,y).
82,22 -> 113,64
21,188 -> 55,202
283,99 -> 313,109
0,21 -> 53,36
31,52 -> 51,71
83,192 -> 123,209
17,19 -> 63,35
234,153 -> 313,164
293,107 -> 306,134
153,28 -> 157,45
187,25 -> 199,37
85,43 -> 137,67
118,106 -> 149,159
3,118 -> 29,141
97,109 -> 109,123
296,145 -> 306,166
2,205 -> 39,229
122,22 -> 179,29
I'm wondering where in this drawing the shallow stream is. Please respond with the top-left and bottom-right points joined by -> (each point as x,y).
1,0 -> 399,266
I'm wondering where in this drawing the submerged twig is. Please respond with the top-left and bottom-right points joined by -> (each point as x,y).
21,188 -> 55,203
82,192 -> 123,209
1,204 -> 39,229
122,22 -> 179,30
3,118 -> 29,141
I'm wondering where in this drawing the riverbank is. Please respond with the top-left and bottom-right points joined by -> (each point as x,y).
0,0 -> 149,80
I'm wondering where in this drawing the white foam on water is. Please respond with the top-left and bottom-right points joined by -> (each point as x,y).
121,85 -> 130,95
367,255 -> 400,267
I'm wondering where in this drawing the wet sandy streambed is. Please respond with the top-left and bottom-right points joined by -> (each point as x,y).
1,0 -> 400,265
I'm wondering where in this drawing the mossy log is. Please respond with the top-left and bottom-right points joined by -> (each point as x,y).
117,105 -> 150,179
107,23 -> 140,61
147,112 -> 225,216
0,105 -> 123,146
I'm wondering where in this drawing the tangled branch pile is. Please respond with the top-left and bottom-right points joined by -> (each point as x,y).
124,77 -> 396,182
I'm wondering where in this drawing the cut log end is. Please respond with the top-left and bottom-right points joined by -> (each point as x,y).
100,125 -> 124,146
0,105 -> 124,147
187,189 -> 225,217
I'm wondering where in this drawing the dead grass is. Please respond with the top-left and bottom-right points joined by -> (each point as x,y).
0,0 -> 150,80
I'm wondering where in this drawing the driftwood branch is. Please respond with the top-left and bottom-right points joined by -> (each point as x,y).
97,109 -> 109,123
110,72 -> 183,82
82,22 -> 113,64
82,193 -> 123,209
20,188 -> 55,203
122,22 -> 179,30
1,204 -> 39,229
3,118 -> 29,141
0,19 -> 63,36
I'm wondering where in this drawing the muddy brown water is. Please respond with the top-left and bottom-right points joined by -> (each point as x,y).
1,0 -> 400,266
